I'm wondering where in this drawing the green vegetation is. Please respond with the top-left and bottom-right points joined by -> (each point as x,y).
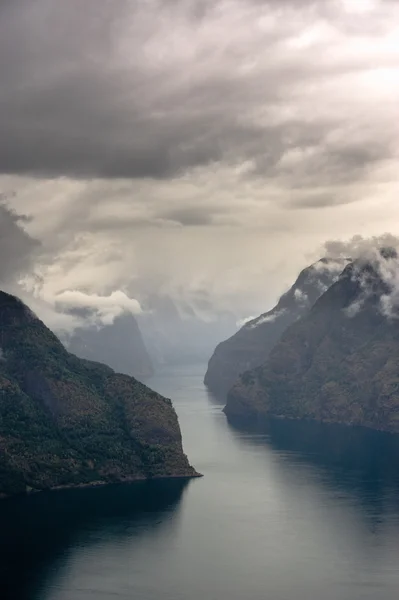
204,258 -> 347,397
225,260 -> 399,433
0,291 -> 197,498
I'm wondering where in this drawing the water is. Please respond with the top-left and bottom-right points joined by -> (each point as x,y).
2,364 -> 399,600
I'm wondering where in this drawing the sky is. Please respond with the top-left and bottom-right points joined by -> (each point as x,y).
1,0 -> 399,329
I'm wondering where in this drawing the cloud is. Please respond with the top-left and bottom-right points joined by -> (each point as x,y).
336,237 -> 399,319
308,258 -> 351,295
323,234 -> 399,261
310,257 -> 351,274
294,288 -> 308,304
0,0 -> 398,187
161,207 -> 215,227
366,248 -> 399,319
249,308 -> 287,328
53,290 -> 142,326
1,0 -> 399,328
18,293 -> 83,334
344,296 -> 364,318
236,315 -> 257,328
0,200 -> 40,286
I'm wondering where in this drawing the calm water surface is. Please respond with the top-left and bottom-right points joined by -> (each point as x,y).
2,364 -> 399,600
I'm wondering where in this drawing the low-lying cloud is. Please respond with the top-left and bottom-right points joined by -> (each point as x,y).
293,288 -> 308,304
323,234 -> 399,262
333,235 -> 399,319
249,308 -> 287,328
54,290 -> 142,326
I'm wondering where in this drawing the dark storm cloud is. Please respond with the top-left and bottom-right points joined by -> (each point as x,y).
0,0 -> 396,186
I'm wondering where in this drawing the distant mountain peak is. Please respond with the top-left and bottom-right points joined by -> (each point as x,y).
337,247 -> 399,320
63,309 -> 154,382
379,246 -> 398,260
204,256 -> 349,397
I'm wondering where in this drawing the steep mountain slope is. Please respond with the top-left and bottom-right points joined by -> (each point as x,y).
204,258 -> 348,397
225,249 -> 399,433
65,312 -> 154,382
0,291 -> 198,498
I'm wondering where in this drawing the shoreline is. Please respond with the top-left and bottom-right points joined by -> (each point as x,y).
0,470 -> 203,501
225,410 -> 399,436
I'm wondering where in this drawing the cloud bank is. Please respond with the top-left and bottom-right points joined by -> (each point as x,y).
1,0 -> 398,187
1,0 -> 399,327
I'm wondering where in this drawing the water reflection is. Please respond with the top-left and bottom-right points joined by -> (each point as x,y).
4,366 -> 399,600
204,388 -> 226,406
227,417 -> 399,525
0,479 -> 190,600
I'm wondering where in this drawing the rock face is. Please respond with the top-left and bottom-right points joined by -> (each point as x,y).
204,258 -> 348,397
65,312 -> 154,382
0,291 -> 198,498
225,249 -> 399,433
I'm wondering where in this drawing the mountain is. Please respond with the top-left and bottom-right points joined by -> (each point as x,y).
224,249 -> 399,433
204,258 -> 348,397
65,312 -> 154,382
137,293 -> 237,368
0,291 -> 198,498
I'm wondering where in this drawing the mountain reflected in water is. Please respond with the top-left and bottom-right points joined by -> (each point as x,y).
227,417 -> 399,525
0,480 -> 189,600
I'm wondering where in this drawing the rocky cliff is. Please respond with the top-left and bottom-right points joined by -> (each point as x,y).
204,258 -> 348,397
225,249 -> 399,433
0,291 -> 198,498
65,312 -> 154,382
